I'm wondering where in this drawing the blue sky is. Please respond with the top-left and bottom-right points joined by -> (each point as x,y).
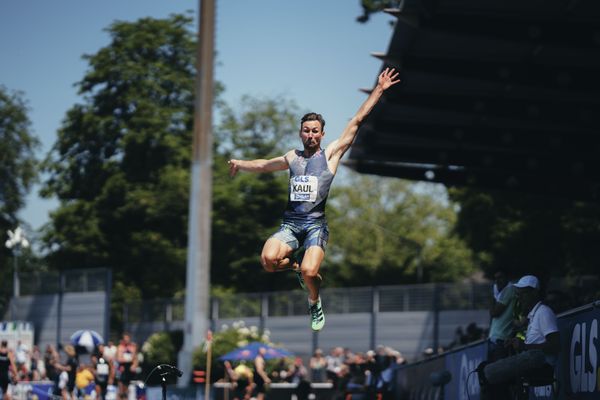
0,0 -> 394,239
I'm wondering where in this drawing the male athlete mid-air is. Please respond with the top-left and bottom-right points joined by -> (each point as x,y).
228,68 -> 400,330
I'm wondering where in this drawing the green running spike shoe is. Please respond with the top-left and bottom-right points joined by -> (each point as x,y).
309,298 -> 325,331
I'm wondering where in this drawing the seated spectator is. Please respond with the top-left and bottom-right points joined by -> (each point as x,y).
465,322 -> 485,343
478,275 -> 559,400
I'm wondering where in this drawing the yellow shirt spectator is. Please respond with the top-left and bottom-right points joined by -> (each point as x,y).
76,368 -> 95,389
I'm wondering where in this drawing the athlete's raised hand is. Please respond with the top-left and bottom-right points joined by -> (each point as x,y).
378,67 -> 400,91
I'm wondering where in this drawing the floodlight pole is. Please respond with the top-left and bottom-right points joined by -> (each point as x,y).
5,226 -> 29,319
178,0 -> 215,388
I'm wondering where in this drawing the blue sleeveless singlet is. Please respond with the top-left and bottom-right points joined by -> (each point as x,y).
284,149 -> 335,220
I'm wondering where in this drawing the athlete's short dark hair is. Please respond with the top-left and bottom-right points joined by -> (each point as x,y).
300,112 -> 325,130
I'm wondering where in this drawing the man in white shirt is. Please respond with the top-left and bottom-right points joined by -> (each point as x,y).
478,275 -> 560,399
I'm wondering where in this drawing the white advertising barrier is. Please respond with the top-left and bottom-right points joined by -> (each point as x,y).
0,321 -> 34,350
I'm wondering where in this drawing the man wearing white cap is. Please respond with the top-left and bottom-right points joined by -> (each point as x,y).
478,275 -> 560,399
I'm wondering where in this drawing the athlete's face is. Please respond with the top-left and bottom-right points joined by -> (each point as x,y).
300,120 -> 324,150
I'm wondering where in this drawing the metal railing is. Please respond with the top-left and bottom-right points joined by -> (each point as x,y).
17,268 -> 111,296
124,282 -> 491,323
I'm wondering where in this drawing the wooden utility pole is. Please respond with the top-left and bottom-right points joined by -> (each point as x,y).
178,0 -> 215,388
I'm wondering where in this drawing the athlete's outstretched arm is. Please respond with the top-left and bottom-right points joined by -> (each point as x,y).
228,151 -> 291,177
326,68 -> 400,165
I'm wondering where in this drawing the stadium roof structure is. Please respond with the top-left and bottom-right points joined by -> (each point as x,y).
346,0 -> 600,201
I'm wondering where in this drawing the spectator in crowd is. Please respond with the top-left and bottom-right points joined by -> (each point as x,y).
422,347 -> 435,359
75,363 -> 96,398
334,364 -> 351,400
325,347 -> 344,386
309,348 -> 327,382
29,345 -> 45,380
478,275 -> 560,400
64,345 -> 79,400
52,344 -> 78,400
252,347 -> 271,400
103,341 -> 117,364
288,357 -> 308,384
116,332 -> 137,399
233,362 -> 253,400
488,269 -> 517,362
0,340 -> 18,400
223,361 -> 242,400
44,344 -> 60,384
92,343 -> 114,400
15,340 -> 29,376
465,322 -> 485,343
345,352 -> 368,394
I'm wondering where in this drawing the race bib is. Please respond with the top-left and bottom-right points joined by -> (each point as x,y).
97,363 -> 109,375
290,175 -> 318,202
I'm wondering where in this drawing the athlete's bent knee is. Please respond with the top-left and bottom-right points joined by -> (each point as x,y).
302,266 -> 320,279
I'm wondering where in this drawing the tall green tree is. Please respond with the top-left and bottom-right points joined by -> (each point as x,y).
40,14 -> 302,300
449,188 -> 600,282
41,15 -> 197,299
0,86 -> 39,313
0,86 -> 39,225
326,173 -> 475,285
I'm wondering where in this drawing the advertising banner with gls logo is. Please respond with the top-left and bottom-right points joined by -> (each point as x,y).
558,304 -> 600,399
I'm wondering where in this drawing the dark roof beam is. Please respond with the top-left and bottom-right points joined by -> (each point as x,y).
372,103 -> 591,133
351,145 -> 600,179
348,161 -> 600,200
404,29 -> 600,68
414,0 -> 600,22
393,69 -> 600,103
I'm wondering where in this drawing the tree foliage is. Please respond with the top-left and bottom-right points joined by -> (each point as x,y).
449,188 -> 600,282
357,0 -> 403,23
0,86 -> 39,314
41,14 -> 196,299
326,174 -> 475,285
0,86 -> 39,224
212,96 -> 300,291
39,13 -> 479,320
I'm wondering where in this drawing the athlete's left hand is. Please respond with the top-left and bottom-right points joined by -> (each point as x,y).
378,67 -> 401,90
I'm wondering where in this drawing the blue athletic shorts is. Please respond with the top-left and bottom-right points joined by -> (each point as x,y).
271,217 -> 329,251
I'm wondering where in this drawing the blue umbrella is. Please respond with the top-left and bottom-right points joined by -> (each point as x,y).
70,329 -> 104,352
219,342 -> 293,361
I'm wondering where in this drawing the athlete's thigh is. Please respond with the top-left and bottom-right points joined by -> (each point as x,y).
301,246 -> 325,276
261,237 -> 294,260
